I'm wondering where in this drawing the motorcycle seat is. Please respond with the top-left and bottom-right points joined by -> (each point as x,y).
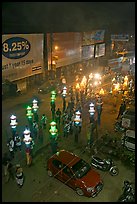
92,156 -> 104,164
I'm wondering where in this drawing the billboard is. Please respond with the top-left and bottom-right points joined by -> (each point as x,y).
95,43 -> 105,58
82,30 -> 105,46
111,34 -> 129,41
82,45 -> 95,59
108,57 -> 123,70
47,32 -> 81,68
2,34 -> 44,82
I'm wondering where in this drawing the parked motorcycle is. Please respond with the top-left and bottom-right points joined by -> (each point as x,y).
118,180 -> 135,202
114,120 -> 125,132
90,156 -> 119,176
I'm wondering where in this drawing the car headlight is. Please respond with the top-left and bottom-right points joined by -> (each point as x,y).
87,187 -> 95,192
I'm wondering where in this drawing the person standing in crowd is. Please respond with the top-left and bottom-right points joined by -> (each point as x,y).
50,138 -> 58,155
63,120 -> 70,138
51,101 -> 56,120
25,147 -> 32,166
55,108 -> 62,126
2,153 -> 11,183
38,125 -> 44,144
116,100 -> 126,120
40,114 -> 47,129
7,137 -> 15,159
96,95 -> 103,126
15,164 -> 24,188
32,120 -> 39,140
63,98 -> 66,113
14,132 -> 22,152
73,125 -> 80,143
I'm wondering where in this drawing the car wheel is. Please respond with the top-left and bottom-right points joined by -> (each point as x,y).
47,170 -> 53,177
76,188 -> 84,196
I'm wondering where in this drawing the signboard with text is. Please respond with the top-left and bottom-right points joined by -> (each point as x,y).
111,34 -> 129,41
82,30 -> 105,46
2,34 -> 44,82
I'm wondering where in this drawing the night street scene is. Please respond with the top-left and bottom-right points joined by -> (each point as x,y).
2,2 -> 135,202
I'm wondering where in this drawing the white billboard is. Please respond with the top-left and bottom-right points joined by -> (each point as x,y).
82,45 -> 95,59
95,43 -> 105,58
111,34 -> 129,41
2,34 -> 44,82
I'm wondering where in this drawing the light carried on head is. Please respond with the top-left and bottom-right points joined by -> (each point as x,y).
89,103 -> 95,115
32,99 -> 39,112
26,106 -> 33,118
10,114 -> 18,128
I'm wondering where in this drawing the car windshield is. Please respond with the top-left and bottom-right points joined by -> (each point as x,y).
71,159 -> 91,179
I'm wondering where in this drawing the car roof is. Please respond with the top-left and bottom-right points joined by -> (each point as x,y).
53,150 -> 81,167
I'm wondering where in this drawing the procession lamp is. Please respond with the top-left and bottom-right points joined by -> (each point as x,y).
10,114 -> 18,129
23,128 -> 32,146
99,88 -> 105,95
76,83 -> 80,90
89,102 -> 95,116
32,99 -> 39,112
62,86 -> 67,98
49,121 -> 58,138
26,106 -> 33,119
51,90 -> 56,102
74,110 -> 81,125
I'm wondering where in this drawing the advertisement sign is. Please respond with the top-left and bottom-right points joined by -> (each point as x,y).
111,34 -> 129,41
82,45 -> 95,59
2,34 -> 44,82
95,43 -> 105,58
82,30 -> 105,45
108,57 -> 123,69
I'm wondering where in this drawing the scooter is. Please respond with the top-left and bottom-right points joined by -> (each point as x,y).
114,120 -> 125,132
90,156 -> 119,176
118,180 -> 135,202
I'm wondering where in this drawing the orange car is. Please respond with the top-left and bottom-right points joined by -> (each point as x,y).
47,150 -> 103,197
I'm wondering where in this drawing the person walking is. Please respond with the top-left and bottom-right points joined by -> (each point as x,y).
25,148 -> 32,166
56,108 -> 62,127
2,153 -> 11,183
73,125 -> 80,143
116,101 -> 126,120
7,137 -> 15,159
15,164 -> 24,188
14,132 -> 22,152
96,96 -> 103,126
50,101 -> 56,120
32,120 -> 39,140
63,120 -> 70,138
38,125 -> 44,144
50,138 -> 58,155
40,114 -> 47,129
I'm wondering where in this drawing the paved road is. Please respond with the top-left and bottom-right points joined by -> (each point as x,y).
2,78 -> 135,202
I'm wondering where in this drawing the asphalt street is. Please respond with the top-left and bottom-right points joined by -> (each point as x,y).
2,77 -> 135,202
